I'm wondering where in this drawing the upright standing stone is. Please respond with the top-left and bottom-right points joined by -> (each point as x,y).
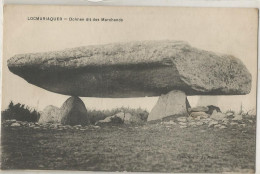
60,96 -> 89,126
148,90 -> 190,121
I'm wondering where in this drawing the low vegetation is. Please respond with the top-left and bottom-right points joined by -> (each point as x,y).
1,101 -> 40,122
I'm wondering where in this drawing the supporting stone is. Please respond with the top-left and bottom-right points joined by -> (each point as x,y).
148,90 -> 190,121
60,96 -> 89,126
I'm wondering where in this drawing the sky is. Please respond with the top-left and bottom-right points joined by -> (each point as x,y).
2,5 -> 258,113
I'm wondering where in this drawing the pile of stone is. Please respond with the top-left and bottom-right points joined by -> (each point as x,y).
161,106 -> 255,129
2,119 -> 100,131
95,112 -> 148,126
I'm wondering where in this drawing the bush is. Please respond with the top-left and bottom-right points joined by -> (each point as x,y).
1,101 -> 40,122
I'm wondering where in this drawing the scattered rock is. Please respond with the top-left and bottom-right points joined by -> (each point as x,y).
219,125 -> 227,129
189,122 -> 196,126
239,124 -> 246,127
95,114 -> 124,126
190,112 -> 209,119
196,122 -> 204,126
177,117 -> 187,122
178,122 -> 187,126
222,120 -> 229,125
163,121 -> 177,125
208,120 -> 219,128
214,124 -> 222,128
189,106 -> 209,113
10,123 -> 21,127
230,122 -> 239,126
187,117 -> 193,121
194,117 -> 201,121
226,112 -> 234,117
232,114 -> 243,121
210,110 -> 226,121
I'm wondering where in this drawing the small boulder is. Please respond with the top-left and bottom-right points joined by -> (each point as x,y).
232,114 -> 243,121
226,112 -> 234,117
214,124 -> 222,128
112,111 -> 148,124
163,120 -> 177,125
39,105 -> 61,124
10,122 -> 21,127
196,122 -> 204,126
219,125 -> 227,129
189,122 -> 196,126
210,110 -> 226,121
230,122 -> 239,126
177,117 -> 187,122
208,120 -> 219,127
188,106 -> 209,113
95,115 -> 124,126
178,122 -> 187,126
190,112 -> 209,118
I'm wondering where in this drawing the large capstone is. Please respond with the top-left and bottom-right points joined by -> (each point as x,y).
148,90 -> 190,121
7,40 -> 251,97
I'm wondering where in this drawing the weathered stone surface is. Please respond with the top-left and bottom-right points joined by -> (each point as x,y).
60,96 -> 89,126
39,105 -> 61,124
8,40 -> 251,97
148,90 -> 189,121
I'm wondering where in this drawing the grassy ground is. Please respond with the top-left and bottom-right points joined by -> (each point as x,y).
1,122 -> 256,173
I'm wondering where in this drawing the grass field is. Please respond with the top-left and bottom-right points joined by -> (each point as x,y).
1,122 -> 256,173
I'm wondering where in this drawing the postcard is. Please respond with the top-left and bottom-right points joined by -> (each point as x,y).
1,5 -> 258,173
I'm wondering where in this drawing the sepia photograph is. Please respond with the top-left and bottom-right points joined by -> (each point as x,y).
1,5 -> 258,173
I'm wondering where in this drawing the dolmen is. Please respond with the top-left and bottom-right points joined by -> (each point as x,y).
7,40 -> 252,122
